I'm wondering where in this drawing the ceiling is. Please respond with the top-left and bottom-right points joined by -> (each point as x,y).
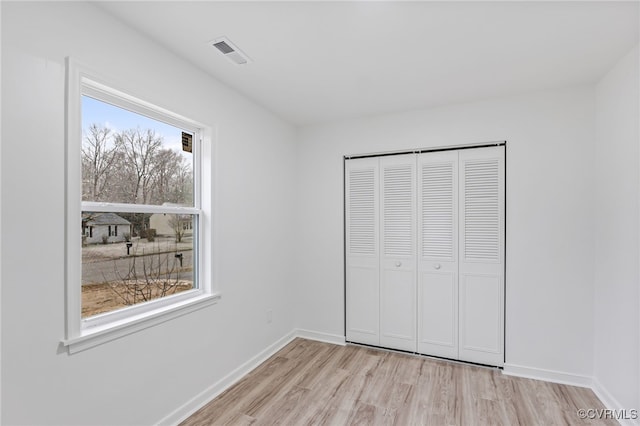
96,1 -> 639,126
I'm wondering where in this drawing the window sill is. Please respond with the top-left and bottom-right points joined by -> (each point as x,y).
61,292 -> 221,354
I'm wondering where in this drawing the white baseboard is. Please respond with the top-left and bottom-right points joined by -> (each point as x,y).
592,378 -> 640,426
164,333 -> 638,426
157,329 -> 344,425
503,363 -> 640,425
295,328 -> 346,346
502,363 -> 593,388
158,330 -> 296,426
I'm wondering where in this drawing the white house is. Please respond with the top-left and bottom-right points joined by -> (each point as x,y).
82,212 -> 132,244
1,2 -> 638,425
149,213 -> 193,238
149,203 -> 193,238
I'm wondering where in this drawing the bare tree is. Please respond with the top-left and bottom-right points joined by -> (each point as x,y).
81,124 -> 193,207
81,124 -> 119,201
81,212 -> 100,246
151,149 -> 182,204
106,247 -> 189,307
167,214 -> 186,243
114,128 -> 162,204
171,161 -> 193,205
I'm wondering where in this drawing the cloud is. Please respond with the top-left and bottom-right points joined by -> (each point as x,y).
103,121 -> 121,133
159,133 -> 193,161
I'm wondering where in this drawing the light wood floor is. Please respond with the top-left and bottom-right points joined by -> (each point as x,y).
181,338 -> 615,426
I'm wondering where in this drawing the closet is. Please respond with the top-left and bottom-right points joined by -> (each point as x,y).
345,145 -> 505,367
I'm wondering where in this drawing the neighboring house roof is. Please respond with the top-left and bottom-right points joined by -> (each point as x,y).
150,212 -> 192,221
151,204 -> 191,221
82,212 -> 131,226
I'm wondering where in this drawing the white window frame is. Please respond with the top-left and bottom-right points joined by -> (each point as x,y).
62,58 -> 219,354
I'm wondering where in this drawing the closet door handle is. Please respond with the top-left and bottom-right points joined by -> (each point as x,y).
395,261 -> 402,267
434,263 -> 441,270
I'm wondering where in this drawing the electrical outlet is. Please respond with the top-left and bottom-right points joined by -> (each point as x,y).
267,309 -> 273,324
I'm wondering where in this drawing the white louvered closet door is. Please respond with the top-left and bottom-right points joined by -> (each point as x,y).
345,158 -> 380,346
458,146 -> 505,366
379,154 -> 417,352
417,151 -> 459,359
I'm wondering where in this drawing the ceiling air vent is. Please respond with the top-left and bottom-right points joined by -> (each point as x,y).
212,37 -> 251,65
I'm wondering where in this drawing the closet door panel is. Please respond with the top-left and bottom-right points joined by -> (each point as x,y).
418,271 -> 456,355
459,273 -> 502,354
346,266 -> 379,344
346,145 -> 505,366
380,268 -> 415,349
458,146 -> 505,366
417,151 -> 459,359
379,154 -> 416,352
345,158 -> 380,346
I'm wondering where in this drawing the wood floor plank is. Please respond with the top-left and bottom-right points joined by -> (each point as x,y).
280,368 -> 352,425
305,396 -> 356,426
180,339 -> 616,426
254,385 -> 310,425
221,413 -> 256,426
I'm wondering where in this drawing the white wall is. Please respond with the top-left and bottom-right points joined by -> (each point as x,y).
1,2 -> 297,425
295,86 -> 597,379
594,45 -> 640,415
0,1 -> 3,422
1,1 -> 637,424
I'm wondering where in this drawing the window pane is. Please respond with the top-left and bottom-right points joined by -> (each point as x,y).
81,96 -> 194,206
81,211 -> 196,318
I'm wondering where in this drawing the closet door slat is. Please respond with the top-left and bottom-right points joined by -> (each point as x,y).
345,158 -> 380,346
380,154 -> 417,352
417,151 -> 459,359
458,146 -> 505,366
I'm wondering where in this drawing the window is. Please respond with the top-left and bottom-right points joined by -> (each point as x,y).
63,59 -> 217,353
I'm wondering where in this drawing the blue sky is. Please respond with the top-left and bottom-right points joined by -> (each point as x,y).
81,95 -> 191,160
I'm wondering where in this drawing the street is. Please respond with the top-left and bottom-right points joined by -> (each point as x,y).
82,249 -> 194,285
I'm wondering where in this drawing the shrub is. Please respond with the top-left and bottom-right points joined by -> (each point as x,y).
140,228 -> 156,242
123,232 -> 131,242
106,247 -> 190,307
101,234 -> 109,244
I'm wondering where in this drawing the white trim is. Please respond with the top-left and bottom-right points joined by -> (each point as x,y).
0,2 -> 3,418
82,202 -> 200,215
66,57 -> 83,340
502,363 -> 593,388
62,294 -> 221,354
157,329 -> 343,425
158,330 -> 640,426
158,330 -> 297,426
344,140 -> 506,160
83,288 -> 204,329
592,378 -> 640,426
64,57 -> 216,352
83,79 -> 200,134
296,329 -> 347,346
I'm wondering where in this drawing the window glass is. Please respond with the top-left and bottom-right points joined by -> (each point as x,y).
81,212 -> 196,318
81,96 -> 197,318
81,96 -> 194,206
